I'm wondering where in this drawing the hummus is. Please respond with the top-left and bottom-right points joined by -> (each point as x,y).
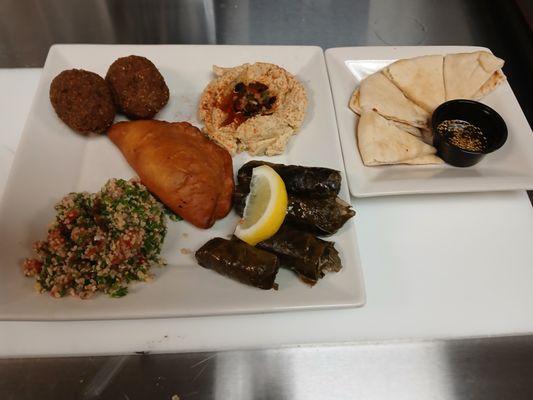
198,62 -> 307,156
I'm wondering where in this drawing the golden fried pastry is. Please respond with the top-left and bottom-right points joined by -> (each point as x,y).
108,120 -> 234,228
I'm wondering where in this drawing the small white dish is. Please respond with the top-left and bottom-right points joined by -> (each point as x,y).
325,46 -> 533,197
0,44 -> 365,320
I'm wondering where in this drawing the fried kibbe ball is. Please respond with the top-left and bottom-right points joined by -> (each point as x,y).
105,55 -> 169,119
49,69 -> 115,134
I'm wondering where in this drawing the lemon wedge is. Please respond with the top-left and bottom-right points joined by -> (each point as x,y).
234,165 -> 288,246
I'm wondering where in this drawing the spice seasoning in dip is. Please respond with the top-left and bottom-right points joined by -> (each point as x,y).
220,81 -> 277,127
436,119 -> 488,152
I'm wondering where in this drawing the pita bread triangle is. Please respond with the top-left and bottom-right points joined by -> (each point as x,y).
444,51 -> 505,100
349,87 -> 362,114
390,120 -> 423,138
473,69 -> 506,99
357,72 -> 430,128
383,55 -> 445,113
357,110 -> 441,166
403,153 -> 443,165
350,86 -> 423,138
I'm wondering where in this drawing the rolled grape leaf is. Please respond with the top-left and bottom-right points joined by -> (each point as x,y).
233,183 -> 249,216
195,237 -> 279,290
258,225 -> 342,285
286,195 -> 355,236
237,160 -> 341,198
233,185 -> 355,236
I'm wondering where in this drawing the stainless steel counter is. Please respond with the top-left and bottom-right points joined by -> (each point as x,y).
2,335 -> 533,400
1,0 -> 533,399
1,0 -> 532,126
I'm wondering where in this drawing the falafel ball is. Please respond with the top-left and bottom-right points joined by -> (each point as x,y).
49,69 -> 116,134
105,55 -> 169,119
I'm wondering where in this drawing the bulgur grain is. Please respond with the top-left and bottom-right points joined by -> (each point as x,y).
23,179 -> 167,299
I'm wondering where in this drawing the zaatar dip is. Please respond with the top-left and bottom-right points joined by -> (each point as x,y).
23,179 -> 167,299
431,100 -> 507,167
436,119 -> 488,152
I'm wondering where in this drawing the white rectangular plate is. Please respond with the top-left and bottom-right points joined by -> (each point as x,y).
0,45 -> 365,320
325,46 -> 533,197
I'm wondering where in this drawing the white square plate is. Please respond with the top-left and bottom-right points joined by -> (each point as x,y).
0,45 -> 365,320
325,46 -> 533,197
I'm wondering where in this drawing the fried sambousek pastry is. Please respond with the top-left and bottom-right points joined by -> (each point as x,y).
108,120 -> 234,228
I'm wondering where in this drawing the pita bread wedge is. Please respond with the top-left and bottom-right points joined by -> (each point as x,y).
473,69 -> 506,99
390,120 -> 423,138
351,87 -> 423,138
357,110 -> 438,166
383,55 -> 445,113
403,154 -> 443,165
357,72 -> 429,127
444,51 -> 505,100
351,87 -> 424,138
349,88 -> 362,114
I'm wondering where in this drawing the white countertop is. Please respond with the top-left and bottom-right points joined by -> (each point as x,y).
1,69 -> 533,358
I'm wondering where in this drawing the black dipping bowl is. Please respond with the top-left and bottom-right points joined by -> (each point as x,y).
431,100 -> 507,167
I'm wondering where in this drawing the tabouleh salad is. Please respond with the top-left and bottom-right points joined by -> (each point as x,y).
23,178 -> 167,299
